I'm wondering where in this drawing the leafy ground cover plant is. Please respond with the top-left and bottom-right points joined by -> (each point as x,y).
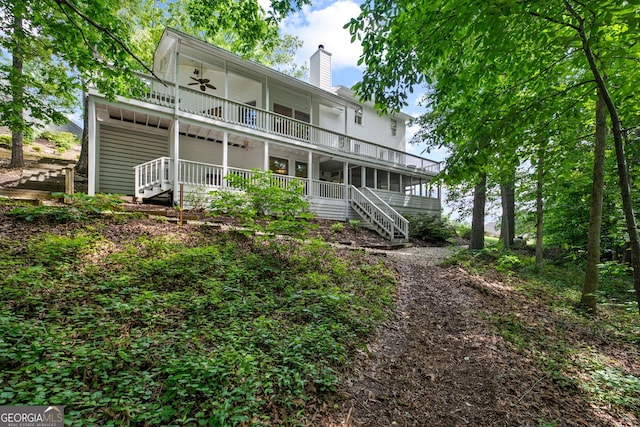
7,193 -> 124,222
39,130 -> 80,153
0,215 -> 395,426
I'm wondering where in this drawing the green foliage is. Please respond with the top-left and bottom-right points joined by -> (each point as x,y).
0,219 -> 395,425
0,134 -> 10,148
39,130 -> 79,153
407,214 -> 454,244
8,193 -> 123,222
348,219 -> 361,229
209,170 -> 314,239
330,222 -> 345,234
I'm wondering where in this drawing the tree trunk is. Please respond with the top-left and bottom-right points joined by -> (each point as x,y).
9,3 -> 25,168
580,91 -> 607,314
500,181 -> 515,248
75,90 -> 89,176
575,26 -> 640,315
470,173 -> 487,250
535,145 -> 545,272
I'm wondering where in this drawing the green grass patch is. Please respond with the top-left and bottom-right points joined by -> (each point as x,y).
0,219 -> 395,425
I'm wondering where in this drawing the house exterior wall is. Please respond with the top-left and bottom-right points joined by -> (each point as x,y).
344,104 -> 406,151
179,135 -> 261,170
98,124 -> 168,194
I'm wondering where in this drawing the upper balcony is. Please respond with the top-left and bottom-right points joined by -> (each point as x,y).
105,73 -> 440,177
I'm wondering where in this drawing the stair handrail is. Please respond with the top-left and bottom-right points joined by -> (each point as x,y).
134,157 -> 171,196
349,186 -> 395,240
360,187 -> 409,240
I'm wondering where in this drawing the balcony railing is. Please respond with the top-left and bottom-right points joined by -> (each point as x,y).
125,74 -> 440,175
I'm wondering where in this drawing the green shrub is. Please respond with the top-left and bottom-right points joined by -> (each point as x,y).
456,223 -> 472,240
407,214 -> 454,244
208,170 -> 314,239
39,130 -> 80,152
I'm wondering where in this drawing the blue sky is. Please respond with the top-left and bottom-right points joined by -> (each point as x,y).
273,0 -> 449,164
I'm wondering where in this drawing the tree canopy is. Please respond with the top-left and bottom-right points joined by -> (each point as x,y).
0,0 -> 311,167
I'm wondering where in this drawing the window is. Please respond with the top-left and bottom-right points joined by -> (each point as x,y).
390,118 -> 397,136
295,161 -> 308,178
354,108 -> 363,125
269,157 -> 289,175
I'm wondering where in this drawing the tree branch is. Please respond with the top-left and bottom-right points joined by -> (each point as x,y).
52,0 -> 168,86
528,10 -> 581,31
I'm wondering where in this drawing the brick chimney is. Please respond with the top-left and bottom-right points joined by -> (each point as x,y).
310,44 -> 332,91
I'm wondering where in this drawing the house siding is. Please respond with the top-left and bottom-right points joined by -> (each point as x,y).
370,189 -> 441,217
98,124 -> 168,195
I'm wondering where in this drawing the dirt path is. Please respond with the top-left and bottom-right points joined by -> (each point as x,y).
320,247 -> 638,427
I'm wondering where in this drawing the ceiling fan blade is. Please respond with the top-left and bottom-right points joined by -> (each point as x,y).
205,83 -> 216,90
200,85 -> 206,91
190,76 -> 200,82
188,82 -> 198,85
200,78 -> 210,83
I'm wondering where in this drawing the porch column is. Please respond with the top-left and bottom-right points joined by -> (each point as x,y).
263,141 -> 269,170
361,166 -> 366,189
399,174 -> 403,194
344,161 -> 349,220
171,120 -> 180,200
172,46 -> 181,203
87,96 -> 96,196
222,131 -> 228,187
307,150 -> 313,197
373,169 -> 378,189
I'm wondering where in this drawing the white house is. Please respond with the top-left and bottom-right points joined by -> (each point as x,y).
86,28 -> 440,241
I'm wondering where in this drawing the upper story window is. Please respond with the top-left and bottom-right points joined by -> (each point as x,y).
390,118 -> 397,136
354,108 -> 363,125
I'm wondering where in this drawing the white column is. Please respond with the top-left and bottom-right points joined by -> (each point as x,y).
172,47 -> 181,202
222,131 -> 229,186
87,97 -> 96,196
171,121 -> 180,200
361,166 -> 366,189
343,161 -> 349,220
373,169 -> 378,189
263,141 -> 269,170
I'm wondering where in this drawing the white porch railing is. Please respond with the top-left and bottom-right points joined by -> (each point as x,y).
134,157 -> 171,196
134,158 -> 410,241
360,187 -> 409,240
349,186 -> 397,241
126,74 -> 440,175
134,159 -> 346,201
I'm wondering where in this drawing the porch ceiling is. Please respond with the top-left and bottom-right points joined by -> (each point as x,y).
99,104 -> 172,130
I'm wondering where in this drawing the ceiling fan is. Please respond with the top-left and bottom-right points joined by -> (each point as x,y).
189,66 -> 216,92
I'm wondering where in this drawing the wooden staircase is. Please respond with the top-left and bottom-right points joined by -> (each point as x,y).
349,186 -> 409,242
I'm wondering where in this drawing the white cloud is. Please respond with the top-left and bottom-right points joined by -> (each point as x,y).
280,1 -> 363,71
